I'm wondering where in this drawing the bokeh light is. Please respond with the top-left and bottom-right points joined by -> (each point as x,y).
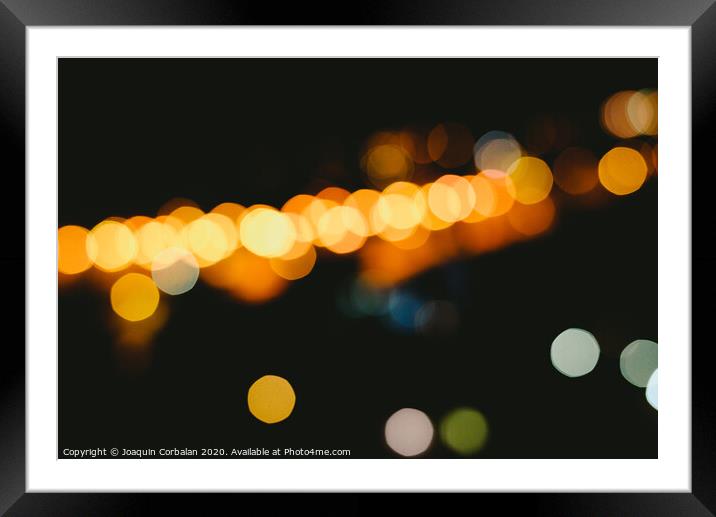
344,189 -> 382,236
282,193 -> 316,216
133,218 -> 181,269
297,197 -> 339,247
201,247 -> 288,304
151,247 -> 200,295
419,183 -> 453,231
204,212 -> 239,256
317,186 -> 351,204
169,204 -> 204,225
615,139 -> 656,178
110,272 -> 160,322
157,214 -> 185,235
553,147 -> 599,195
473,130 -> 522,172
328,231 -> 367,255
507,197 -> 556,237
506,156 -> 554,205
186,213 -> 233,266
86,220 -> 138,272
211,201 -> 245,225
317,205 -> 367,253
645,369 -> 658,410
469,170 -> 516,218
387,289 -> 423,332
240,206 -> 297,258
269,244 -> 317,280
316,206 -> 348,246
247,374 -> 296,424
58,225 -> 93,274
602,89 -> 658,138
384,408 -> 434,457
619,339 -> 658,387
626,89 -> 658,136
391,224 -> 431,250
338,207 -> 370,243
278,212 -> 315,260
363,143 -> 414,188
598,147 -> 648,196
601,90 -> 639,139
427,174 -> 476,223
124,215 -> 153,234
373,183 -> 424,237
440,407 -> 489,456
550,328 -> 600,377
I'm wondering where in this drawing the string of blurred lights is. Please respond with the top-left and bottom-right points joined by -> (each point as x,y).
58,88 -> 658,455
59,90 -> 657,302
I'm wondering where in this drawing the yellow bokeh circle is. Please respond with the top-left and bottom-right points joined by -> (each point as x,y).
364,144 -> 414,188
86,220 -> 138,272
427,174 -> 476,223
58,225 -> 93,274
110,272 -> 160,322
269,245 -> 317,280
598,147 -> 648,196
247,375 -> 296,424
506,157 -> 553,205
240,207 -> 297,258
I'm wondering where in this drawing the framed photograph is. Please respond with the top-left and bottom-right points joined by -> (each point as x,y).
2,0 -> 711,514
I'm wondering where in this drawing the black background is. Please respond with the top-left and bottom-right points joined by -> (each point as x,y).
58,58 -> 657,459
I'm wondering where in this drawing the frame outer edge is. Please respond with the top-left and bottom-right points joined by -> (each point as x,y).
692,0 -> 716,515
0,0 -> 27,514
1,0 -> 711,513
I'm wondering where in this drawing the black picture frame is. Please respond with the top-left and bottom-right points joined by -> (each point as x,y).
1,1 -> 710,514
